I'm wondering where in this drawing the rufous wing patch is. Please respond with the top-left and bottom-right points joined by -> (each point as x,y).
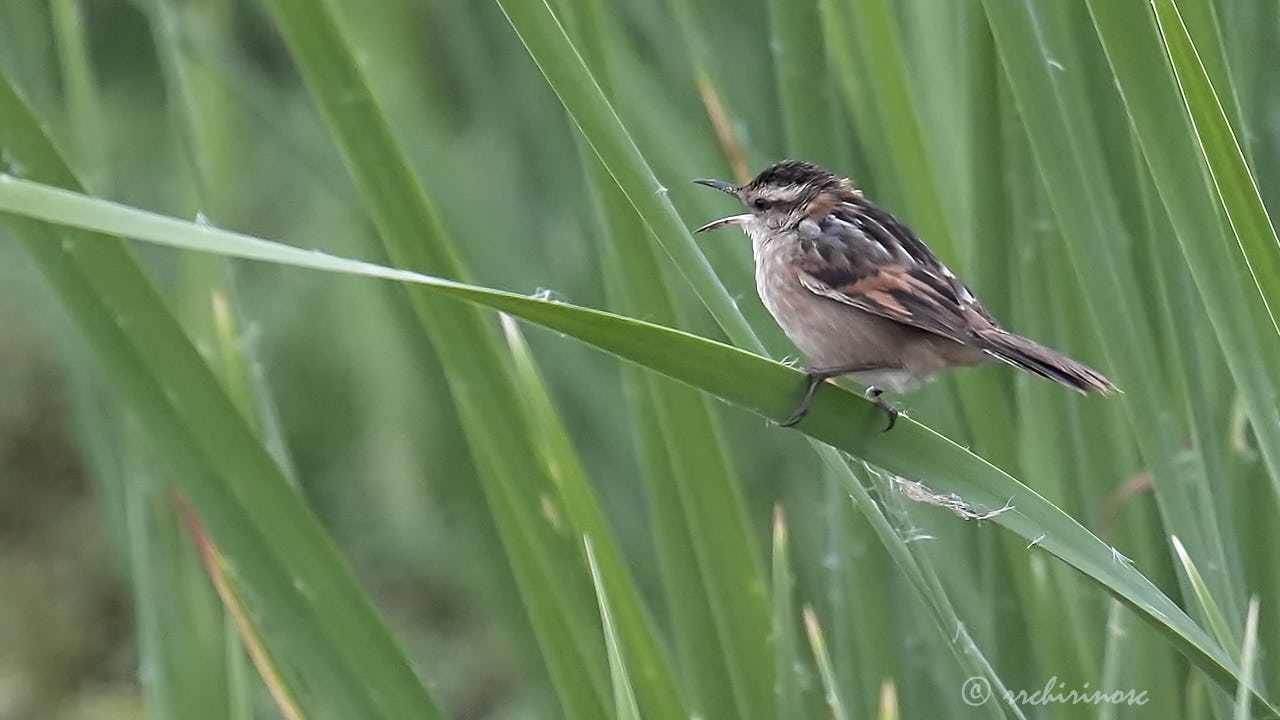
863,289 -> 909,315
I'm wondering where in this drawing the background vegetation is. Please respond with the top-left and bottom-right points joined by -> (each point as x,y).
0,0 -> 1277,718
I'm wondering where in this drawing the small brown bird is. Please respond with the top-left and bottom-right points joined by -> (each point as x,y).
695,160 -> 1116,430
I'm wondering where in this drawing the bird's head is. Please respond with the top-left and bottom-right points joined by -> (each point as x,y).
693,160 -> 852,236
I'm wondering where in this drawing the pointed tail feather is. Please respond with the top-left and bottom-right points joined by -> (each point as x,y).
975,329 -> 1118,394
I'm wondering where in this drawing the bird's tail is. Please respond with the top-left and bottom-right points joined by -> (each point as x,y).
975,329 -> 1118,394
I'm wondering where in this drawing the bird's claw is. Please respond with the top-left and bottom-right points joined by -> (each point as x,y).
780,406 -> 809,428
864,387 -> 901,432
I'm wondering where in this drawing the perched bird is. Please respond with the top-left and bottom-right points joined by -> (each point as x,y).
694,160 -> 1116,430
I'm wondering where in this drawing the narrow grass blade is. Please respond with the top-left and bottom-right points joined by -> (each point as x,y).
1235,597 -> 1261,720
1150,0 -> 1280,337
584,537 -> 642,720
819,0 -> 896,199
803,606 -> 849,720
1170,535 -> 1241,661
821,469 -> 896,720
1098,598 -> 1186,720
771,507 -> 803,720
624,367 -> 742,719
1169,0 -> 1246,141
136,5 -> 305,712
48,0 -> 104,185
878,680 -> 899,720
1097,601 -> 1127,720
180,500 -> 306,720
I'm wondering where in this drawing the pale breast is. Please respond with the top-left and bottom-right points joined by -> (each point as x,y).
753,237 -> 883,366
752,234 -> 967,393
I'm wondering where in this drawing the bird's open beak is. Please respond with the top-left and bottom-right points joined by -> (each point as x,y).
692,178 -> 747,233
694,214 -> 751,233
692,178 -> 739,195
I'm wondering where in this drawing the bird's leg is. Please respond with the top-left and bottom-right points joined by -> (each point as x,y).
863,386 -> 900,432
780,363 -> 886,428
780,374 -> 827,428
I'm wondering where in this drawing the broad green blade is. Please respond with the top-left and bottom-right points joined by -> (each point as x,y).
4,178 -> 1275,714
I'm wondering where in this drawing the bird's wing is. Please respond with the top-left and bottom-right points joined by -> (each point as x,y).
795,195 -> 996,343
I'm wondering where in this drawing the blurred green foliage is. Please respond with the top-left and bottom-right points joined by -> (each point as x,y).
1,0 -> 1278,718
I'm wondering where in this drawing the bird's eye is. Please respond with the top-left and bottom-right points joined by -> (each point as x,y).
751,198 -> 769,211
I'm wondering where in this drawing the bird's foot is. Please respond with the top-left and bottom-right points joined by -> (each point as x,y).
864,386 -> 901,432
780,364 -> 889,428
780,370 -> 826,427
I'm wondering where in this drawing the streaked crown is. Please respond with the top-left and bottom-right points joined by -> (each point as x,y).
745,160 -> 845,193
739,160 -> 851,214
